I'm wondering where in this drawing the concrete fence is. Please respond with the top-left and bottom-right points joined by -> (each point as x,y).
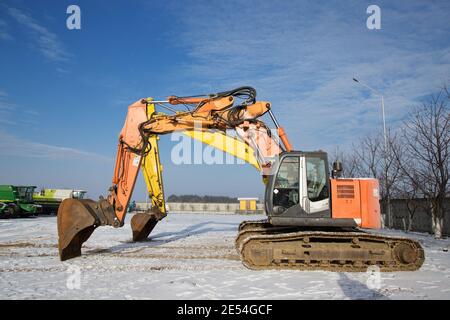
138,198 -> 450,235
136,202 -> 265,214
382,198 -> 450,236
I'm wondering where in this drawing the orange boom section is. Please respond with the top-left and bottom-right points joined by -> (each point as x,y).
330,178 -> 381,229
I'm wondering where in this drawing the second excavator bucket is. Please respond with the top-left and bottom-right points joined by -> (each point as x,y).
57,198 -> 99,261
131,208 -> 167,241
58,197 -> 166,260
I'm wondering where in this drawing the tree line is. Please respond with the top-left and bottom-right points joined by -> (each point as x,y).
330,86 -> 449,238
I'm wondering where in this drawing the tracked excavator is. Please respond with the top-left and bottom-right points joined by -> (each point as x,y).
57,87 -> 424,271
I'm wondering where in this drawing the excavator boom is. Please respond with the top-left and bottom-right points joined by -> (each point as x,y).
57,87 -> 287,261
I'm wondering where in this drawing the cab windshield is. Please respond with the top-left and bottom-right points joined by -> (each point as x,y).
273,157 -> 299,210
16,187 -> 34,202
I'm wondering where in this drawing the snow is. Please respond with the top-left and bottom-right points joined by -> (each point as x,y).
1,213 -> 450,300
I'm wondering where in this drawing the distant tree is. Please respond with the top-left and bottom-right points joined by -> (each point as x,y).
352,134 -> 382,179
391,154 -> 422,232
391,86 -> 449,238
389,130 -> 434,233
350,132 -> 401,227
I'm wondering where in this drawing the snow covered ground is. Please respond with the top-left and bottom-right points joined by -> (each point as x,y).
0,213 -> 449,300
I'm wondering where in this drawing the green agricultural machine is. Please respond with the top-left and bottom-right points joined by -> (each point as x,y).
33,189 -> 87,214
0,185 -> 42,217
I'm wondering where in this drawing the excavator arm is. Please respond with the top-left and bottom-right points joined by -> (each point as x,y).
57,87 -> 292,261
57,99 -> 149,259
137,101 -> 269,240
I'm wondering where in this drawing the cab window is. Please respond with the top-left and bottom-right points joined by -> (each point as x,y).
306,156 -> 328,202
273,157 -> 299,211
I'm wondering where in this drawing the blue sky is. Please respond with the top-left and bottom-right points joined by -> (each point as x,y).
0,0 -> 449,200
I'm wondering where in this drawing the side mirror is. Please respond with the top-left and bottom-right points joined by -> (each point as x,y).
332,161 -> 343,178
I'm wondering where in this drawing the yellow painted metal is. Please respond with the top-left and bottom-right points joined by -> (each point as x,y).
249,200 -> 257,211
182,130 -> 260,170
140,98 -> 166,213
239,200 -> 247,211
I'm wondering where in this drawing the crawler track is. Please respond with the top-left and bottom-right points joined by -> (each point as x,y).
236,220 -> 425,272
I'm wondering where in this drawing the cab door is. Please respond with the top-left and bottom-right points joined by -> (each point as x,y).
302,154 -> 330,214
270,155 -> 300,214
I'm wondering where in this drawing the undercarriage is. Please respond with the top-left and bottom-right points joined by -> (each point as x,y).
236,220 -> 425,272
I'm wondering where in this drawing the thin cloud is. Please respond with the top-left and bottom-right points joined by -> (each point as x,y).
0,90 -> 103,161
56,67 -> 70,74
0,90 -> 28,126
0,118 -> 17,126
7,7 -> 69,62
0,18 -> 12,40
170,1 -> 450,151
0,130 -> 112,162
24,109 -> 39,116
0,90 -> 15,113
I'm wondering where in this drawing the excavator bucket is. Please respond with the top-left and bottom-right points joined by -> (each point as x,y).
131,208 -> 166,241
57,198 -> 99,261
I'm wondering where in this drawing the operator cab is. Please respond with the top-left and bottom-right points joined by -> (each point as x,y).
16,186 -> 37,203
265,151 -> 353,227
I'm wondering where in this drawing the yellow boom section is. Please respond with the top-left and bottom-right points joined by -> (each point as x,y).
182,130 -> 260,170
141,98 -> 261,214
141,100 -> 166,213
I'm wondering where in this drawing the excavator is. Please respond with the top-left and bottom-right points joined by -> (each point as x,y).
57,86 -> 424,271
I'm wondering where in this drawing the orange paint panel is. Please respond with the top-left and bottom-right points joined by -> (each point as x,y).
330,179 -> 361,223
331,178 -> 381,229
359,179 -> 381,229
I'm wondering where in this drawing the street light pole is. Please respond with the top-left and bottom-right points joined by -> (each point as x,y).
353,77 -> 391,228
381,95 -> 388,152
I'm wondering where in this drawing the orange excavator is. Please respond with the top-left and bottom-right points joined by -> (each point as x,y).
57,87 -> 424,271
